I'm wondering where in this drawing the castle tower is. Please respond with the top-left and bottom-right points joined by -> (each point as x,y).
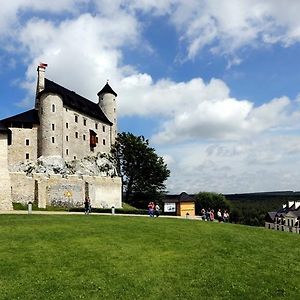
36,65 -> 64,157
0,124 -> 13,210
97,82 -> 118,144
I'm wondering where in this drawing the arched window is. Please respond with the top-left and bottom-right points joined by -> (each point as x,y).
52,104 -> 55,112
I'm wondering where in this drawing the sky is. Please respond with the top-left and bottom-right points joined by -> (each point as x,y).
1,0 -> 300,194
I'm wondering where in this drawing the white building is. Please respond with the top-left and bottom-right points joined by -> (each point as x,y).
0,64 -> 122,210
265,201 -> 300,234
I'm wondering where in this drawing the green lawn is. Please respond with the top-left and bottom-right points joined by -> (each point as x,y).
0,215 -> 299,299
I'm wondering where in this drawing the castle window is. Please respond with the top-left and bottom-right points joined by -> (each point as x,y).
75,115 -> 78,123
52,104 -> 55,112
26,153 -> 29,160
102,125 -> 105,132
114,108 -> 116,112
75,132 -> 79,138
95,123 -> 98,130
66,149 -> 69,155
90,130 -> 97,148
83,134 -> 86,141
66,136 -> 69,142
25,139 -> 30,146
96,137 -> 98,143
66,108 -> 68,112
66,122 -> 69,129
83,119 -> 87,126
74,156 -> 76,160
52,137 -> 55,143
103,139 -> 106,145
52,124 -> 55,131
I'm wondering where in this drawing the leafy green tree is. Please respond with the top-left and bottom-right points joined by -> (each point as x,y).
111,132 -> 170,204
195,192 -> 230,215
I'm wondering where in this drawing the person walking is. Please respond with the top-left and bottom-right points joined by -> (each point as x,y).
148,201 -> 154,217
155,203 -> 160,217
223,210 -> 229,223
84,197 -> 91,215
217,209 -> 223,222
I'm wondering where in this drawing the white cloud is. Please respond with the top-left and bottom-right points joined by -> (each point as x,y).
166,0 -> 300,59
162,136 -> 300,194
118,74 -> 299,144
0,0 -> 87,37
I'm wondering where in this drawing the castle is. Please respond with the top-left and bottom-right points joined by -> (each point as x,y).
0,64 -> 122,210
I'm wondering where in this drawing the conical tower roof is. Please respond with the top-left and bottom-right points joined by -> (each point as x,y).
97,82 -> 117,97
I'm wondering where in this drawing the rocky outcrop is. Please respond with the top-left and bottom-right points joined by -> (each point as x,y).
9,152 -> 118,178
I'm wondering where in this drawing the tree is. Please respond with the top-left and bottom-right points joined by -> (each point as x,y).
111,132 -> 170,204
195,192 -> 230,215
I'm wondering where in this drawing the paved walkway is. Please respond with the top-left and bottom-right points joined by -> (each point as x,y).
0,210 -> 200,220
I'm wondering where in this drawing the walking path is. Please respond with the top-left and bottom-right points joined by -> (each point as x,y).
0,210 -> 201,220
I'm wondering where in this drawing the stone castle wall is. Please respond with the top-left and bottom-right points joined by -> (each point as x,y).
61,101 -> 112,160
8,126 -> 38,166
0,133 -> 13,210
10,172 -> 122,209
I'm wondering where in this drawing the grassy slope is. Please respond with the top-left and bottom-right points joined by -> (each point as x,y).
0,215 -> 299,299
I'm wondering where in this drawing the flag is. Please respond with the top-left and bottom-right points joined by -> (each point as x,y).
39,63 -> 48,68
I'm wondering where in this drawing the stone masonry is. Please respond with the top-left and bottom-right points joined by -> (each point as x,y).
0,132 -> 13,210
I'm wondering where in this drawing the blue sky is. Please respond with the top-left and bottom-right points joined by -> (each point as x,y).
2,0 -> 300,194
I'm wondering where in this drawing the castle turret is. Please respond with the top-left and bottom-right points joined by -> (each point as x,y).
97,82 -> 117,144
36,64 -> 64,158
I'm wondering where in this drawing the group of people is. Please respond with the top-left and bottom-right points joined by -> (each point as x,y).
148,201 -> 160,217
200,208 -> 230,222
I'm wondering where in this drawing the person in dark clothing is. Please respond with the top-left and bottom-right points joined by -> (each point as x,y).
84,197 -> 91,215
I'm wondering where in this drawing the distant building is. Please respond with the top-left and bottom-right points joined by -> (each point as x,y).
163,192 -> 196,217
265,201 -> 300,234
0,64 -> 121,210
